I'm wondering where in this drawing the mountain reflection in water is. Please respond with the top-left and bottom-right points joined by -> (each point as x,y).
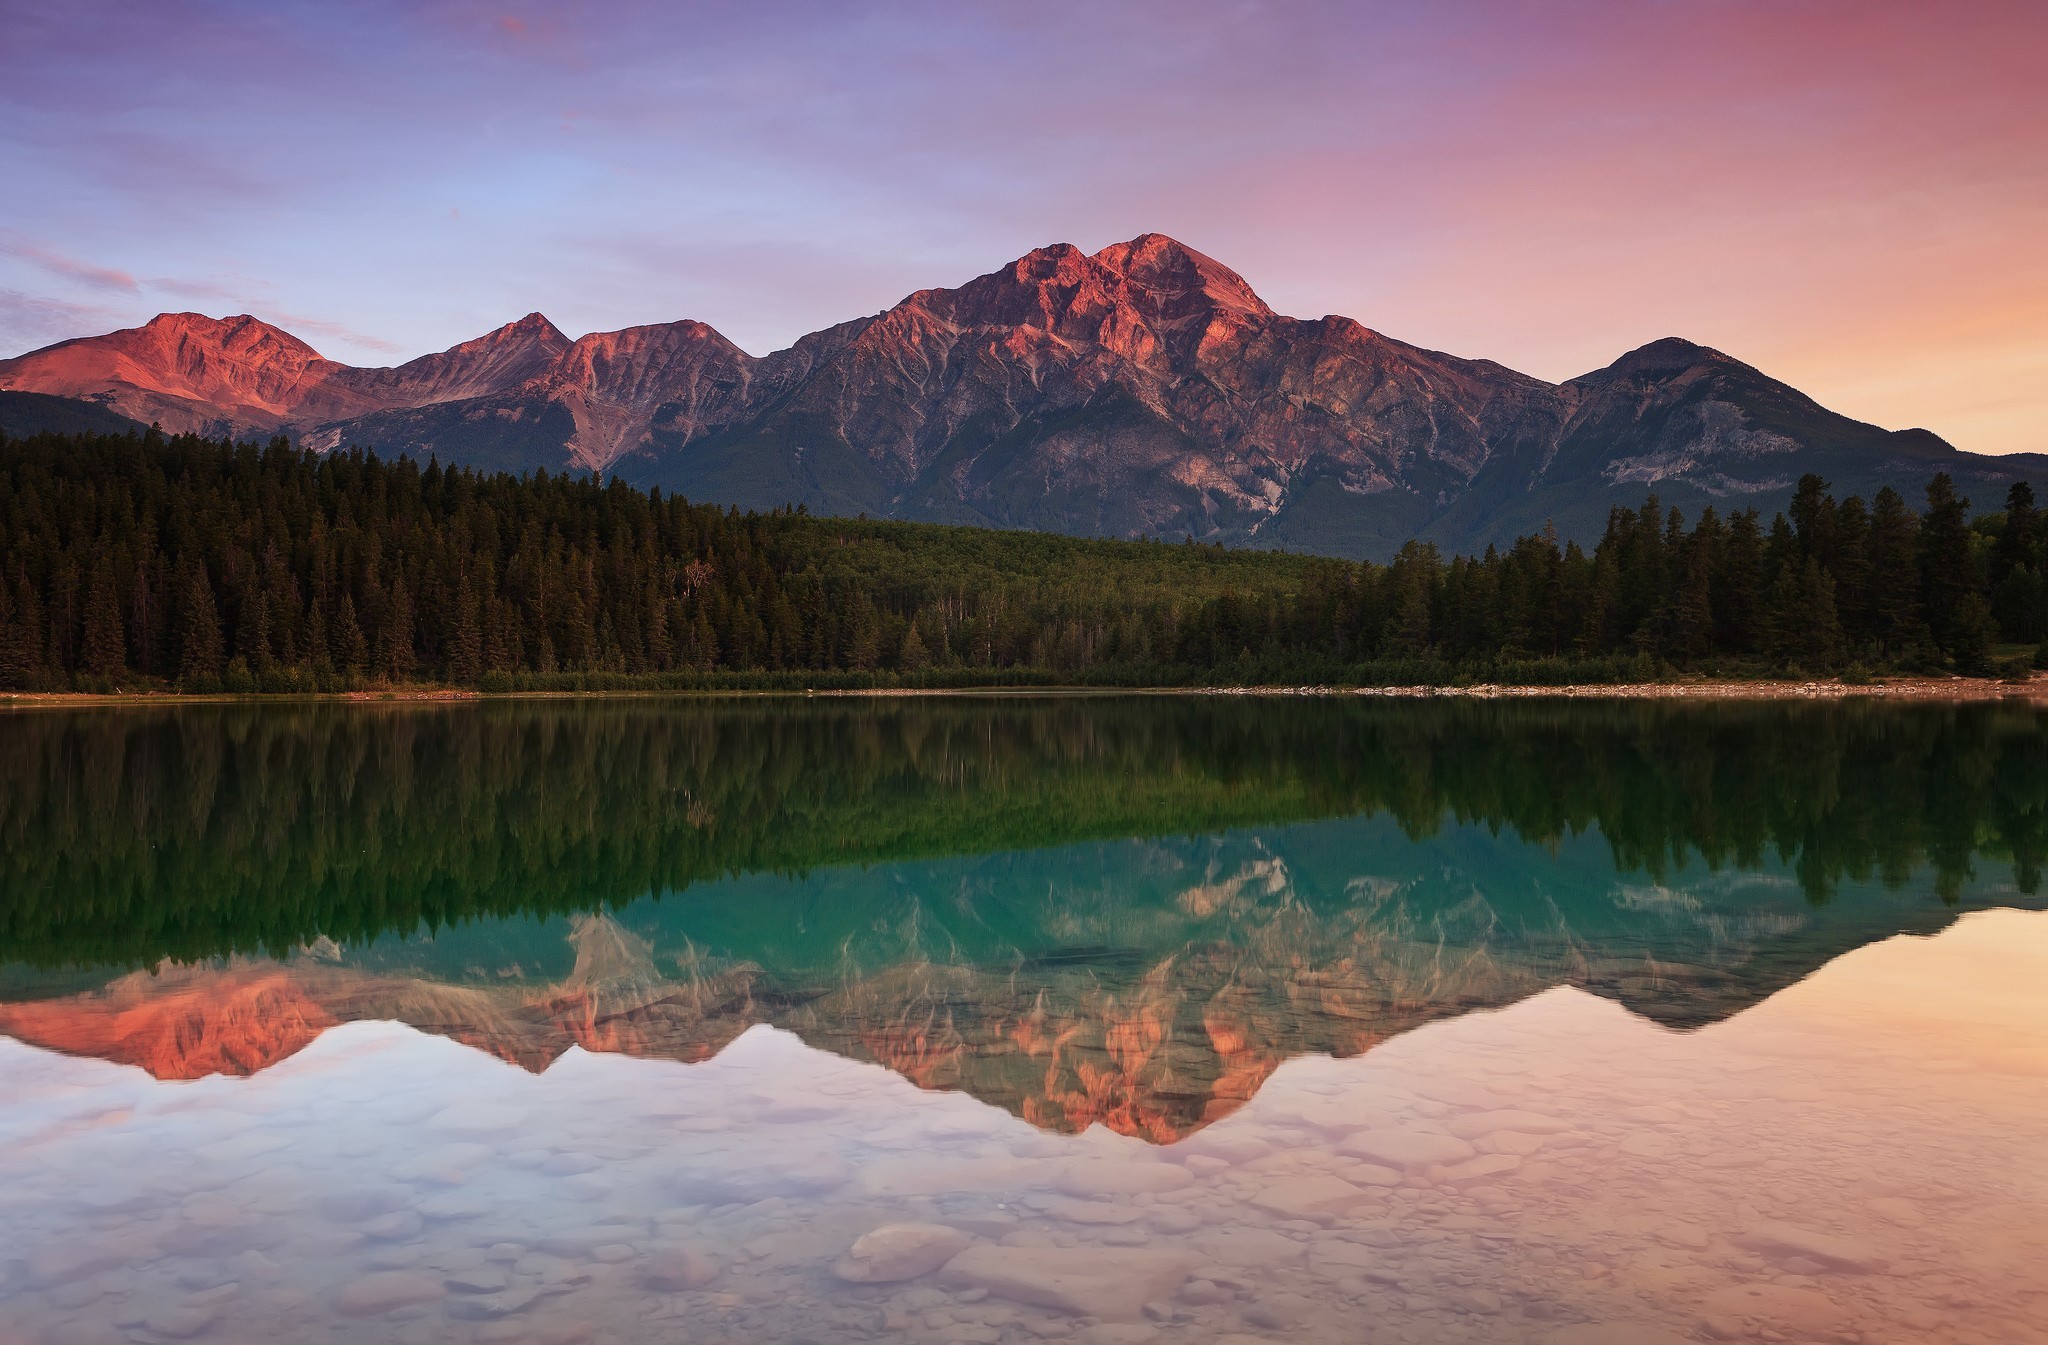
0,697 -> 2043,1141
4,697 -> 2048,1345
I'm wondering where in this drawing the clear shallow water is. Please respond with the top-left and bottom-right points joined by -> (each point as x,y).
0,697 -> 2045,1345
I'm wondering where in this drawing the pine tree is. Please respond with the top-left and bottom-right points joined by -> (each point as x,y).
380,576 -> 417,681
1665,537 -> 1714,662
177,565 -> 225,687
81,558 -> 127,678
448,576 -> 483,684
1992,481 -> 2043,642
1713,510 -> 1764,657
1789,474 -> 1838,567
1949,592 -> 1999,676
1867,488 -> 1927,661
333,594 -> 367,677
127,559 -> 158,676
1919,474 -> 1980,662
1831,496 -> 1874,653
898,621 -> 931,672
238,586 -> 273,671
0,571 -> 37,688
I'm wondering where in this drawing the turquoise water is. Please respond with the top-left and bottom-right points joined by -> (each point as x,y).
1,697 -> 2044,1344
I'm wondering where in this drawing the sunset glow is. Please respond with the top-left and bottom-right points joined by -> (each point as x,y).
3,0 -> 2043,452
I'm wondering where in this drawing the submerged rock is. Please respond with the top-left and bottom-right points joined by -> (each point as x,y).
1701,1282 -> 1852,1335
1736,1222 -> 1884,1272
1052,1162 -> 1194,1198
832,1224 -> 972,1283
333,1271 -> 446,1316
1338,1128 -> 1476,1169
640,1246 -> 720,1290
1026,1194 -> 1148,1226
1542,1326 -> 1693,1345
941,1245 -> 1197,1320
1246,1174 -> 1376,1221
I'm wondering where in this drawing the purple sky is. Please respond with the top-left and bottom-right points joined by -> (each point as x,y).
3,0 -> 2044,452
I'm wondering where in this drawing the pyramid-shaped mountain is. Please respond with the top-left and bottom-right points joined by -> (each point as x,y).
4,236 -> 2040,558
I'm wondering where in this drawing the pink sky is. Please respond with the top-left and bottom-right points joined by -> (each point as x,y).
1,0 -> 2042,453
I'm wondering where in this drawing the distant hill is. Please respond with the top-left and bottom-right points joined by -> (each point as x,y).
4,236 -> 2041,558
0,390 -> 148,440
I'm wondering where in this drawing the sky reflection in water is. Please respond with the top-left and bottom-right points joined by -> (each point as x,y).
0,697 -> 2044,1345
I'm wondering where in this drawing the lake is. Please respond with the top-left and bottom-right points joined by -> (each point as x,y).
1,696 -> 2044,1345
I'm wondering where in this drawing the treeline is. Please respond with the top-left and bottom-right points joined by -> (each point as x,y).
0,428 -> 2042,691
1,698 -> 2041,968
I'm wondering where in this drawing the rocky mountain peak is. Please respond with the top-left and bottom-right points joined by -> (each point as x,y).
540,320 -> 748,392
1581,337 -> 1732,384
459,311 -> 569,353
1090,233 -> 1274,322
141,310 -> 326,362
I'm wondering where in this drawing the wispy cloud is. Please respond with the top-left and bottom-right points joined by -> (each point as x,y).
0,236 -> 139,292
258,310 -> 406,357
0,289 -> 124,354
0,0 -> 2041,448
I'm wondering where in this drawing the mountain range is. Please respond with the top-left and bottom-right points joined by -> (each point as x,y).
2,820 -> 2033,1143
3,234 -> 2041,559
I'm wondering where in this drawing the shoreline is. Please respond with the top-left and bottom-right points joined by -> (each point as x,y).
2,673 -> 2043,709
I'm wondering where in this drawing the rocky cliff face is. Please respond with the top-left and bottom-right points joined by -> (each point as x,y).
632,236 -> 1567,550
0,313 -> 352,436
0,310 -> 572,444
5,238 -> 2038,557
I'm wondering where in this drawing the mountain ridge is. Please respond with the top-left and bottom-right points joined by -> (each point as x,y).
4,236 -> 2040,559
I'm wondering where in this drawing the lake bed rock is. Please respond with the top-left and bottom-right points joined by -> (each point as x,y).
1444,1110 -> 1575,1139
1541,1325 -> 1694,1345
1025,1194 -> 1147,1226
1192,1228 -> 1305,1267
1735,1222 -> 1884,1273
1339,1128 -> 1477,1169
360,1210 -> 425,1241
833,1224 -> 973,1283
1053,1162 -> 1195,1198
1246,1174 -> 1375,1221
941,1245 -> 1197,1321
445,1286 -> 547,1320
1701,1282 -> 1851,1335
446,1267 -> 510,1294
640,1245 -> 720,1290
142,1302 -> 220,1339
334,1271 -> 447,1316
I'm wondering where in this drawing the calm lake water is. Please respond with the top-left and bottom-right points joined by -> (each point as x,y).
1,696 -> 2045,1345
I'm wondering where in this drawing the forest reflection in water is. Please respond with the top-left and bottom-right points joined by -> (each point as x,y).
0,696 -> 2044,1345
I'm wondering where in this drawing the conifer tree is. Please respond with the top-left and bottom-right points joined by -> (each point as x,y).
448,576 -> 483,684
1919,474 -> 1979,663
333,594 -> 367,678
177,565 -> 224,687
898,622 -> 931,672
380,576 -> 417,681
81,558 -> 126,678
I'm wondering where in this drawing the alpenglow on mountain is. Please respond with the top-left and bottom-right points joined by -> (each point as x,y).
3,234 -> 2040,559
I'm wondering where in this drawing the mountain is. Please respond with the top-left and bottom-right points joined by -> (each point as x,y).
4,238 -> 2041,559
0,310 -> 571,443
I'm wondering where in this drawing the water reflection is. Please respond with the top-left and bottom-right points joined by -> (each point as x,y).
0,698 -> 2045,1344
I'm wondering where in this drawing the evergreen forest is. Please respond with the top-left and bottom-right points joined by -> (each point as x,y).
1,428 -> 2043,692
2,698 -> 2040,969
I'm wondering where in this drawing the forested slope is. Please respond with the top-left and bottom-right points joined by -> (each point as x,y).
0,428 -> 2042,692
